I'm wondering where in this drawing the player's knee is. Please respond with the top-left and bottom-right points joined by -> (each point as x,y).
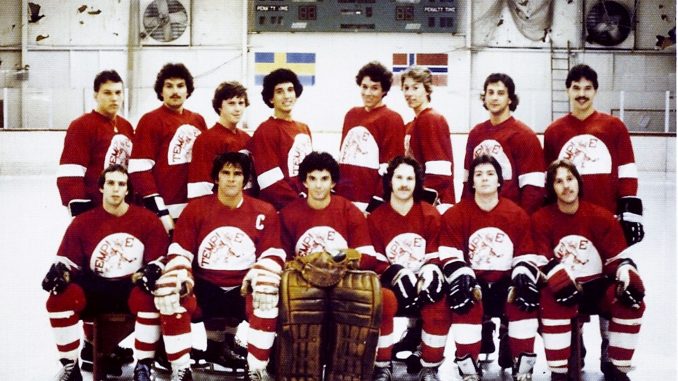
128,286 -> 156,314
46,283 -> 86,313
381,288 -> 398,319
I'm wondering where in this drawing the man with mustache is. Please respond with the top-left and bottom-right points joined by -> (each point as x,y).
129,63 -> 207,236
335,61 -> 405,212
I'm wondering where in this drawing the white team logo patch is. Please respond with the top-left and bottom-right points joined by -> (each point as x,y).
473,139 -> 513,179
104,134 -> 133,168
558,134 -> 612,175
385,233 -> 426,272
90,233 -> 144,278
295,226 -> 348,257
338,126 -> 379,169
288,134 -> 313,177
554,234 -> 603,279
468,227 -> 514,271
198,227 -> 256,271
167,124 -> 202,165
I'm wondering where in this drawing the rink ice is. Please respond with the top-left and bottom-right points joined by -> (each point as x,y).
0,172 -> 674,381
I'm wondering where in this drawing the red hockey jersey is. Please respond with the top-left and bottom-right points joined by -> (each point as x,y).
57,111 -> 134,206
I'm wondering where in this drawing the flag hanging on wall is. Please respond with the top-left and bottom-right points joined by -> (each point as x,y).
392,53 -> 448,87
254,52 -> 316,86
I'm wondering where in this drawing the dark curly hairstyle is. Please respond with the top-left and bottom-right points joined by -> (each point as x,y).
212,81 -> 249,115
154,63 -> 195,101
468,154 -> 504,194
481,73 -> 519,112
382,155 -> 425,202
298,151 -> 340,184
545,159 -> 584,204
210,151 -> 252,185
566,64 -> 598,90
261,68 -> 303,108
93,70 -> 123,92
356,61 -> 393,96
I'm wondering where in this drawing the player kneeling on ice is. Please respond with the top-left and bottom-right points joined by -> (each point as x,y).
439,155 -> 542,381
533,160 -> 645,381
151,152 -> 285,381
43,164 -> 169,381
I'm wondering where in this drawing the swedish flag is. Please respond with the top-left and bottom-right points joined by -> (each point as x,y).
255,52 -> 316,86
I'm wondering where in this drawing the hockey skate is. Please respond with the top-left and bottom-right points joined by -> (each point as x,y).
497,326 -> 513,369
392,319 -> 422,359
197,339 -> 247,375
171,366 -> 193,381
418,366 -> 441,381
54,359 -> 83,381
601,362 -> 631,381
478,319 -> 496,363
247,367 -> 273,381
512,352 -> 537,381
373,364 -> 392,381
133,359 -> 154,381
79,341 -> 133,376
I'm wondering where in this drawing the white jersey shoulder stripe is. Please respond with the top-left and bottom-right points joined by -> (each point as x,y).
618,163 -> 638,179
128,158 -> 155,173
257,167 -> 285,190
425,160 -> 452,176
518,171 -> 546,188
56,164 -> 87,178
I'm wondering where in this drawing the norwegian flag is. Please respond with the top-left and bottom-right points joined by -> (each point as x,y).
392,53 -> 449,87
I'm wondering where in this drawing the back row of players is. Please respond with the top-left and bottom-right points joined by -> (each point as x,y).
47,61 -> 645,381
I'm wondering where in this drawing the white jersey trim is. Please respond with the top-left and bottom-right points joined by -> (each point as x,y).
56,164 -> 86,178
425,160 -> 452,176
167,203 -> 187,219
187,182 -> 213,199
618,163 -> 638,179
518,172 -> 546,188
257,167 -> 284,190
128,158 -> 155,173
439,245 -> 464,262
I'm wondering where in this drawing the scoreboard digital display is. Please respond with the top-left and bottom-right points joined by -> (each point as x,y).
250,0 -> 456,33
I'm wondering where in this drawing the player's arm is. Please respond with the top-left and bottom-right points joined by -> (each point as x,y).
417,113 -> 455,206
187,133 -> 215,200
56,120 -> 94,216
42,222 -> 84,294
514,129 -> 546,214
133,212 -> 171,293
612,122 -> 644,245
416,210 -> 444,305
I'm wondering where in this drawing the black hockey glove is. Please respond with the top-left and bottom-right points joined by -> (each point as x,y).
615,259 -> 645,309
67,199 -> 93,217
617,197 -> 644,245
133,262 -> 163,294
42,262 -> 71,295
542,259 -> 580,306
511,262 -> 540,312
443,261 -> 479,314
416,263 -> 445,305
382,264 -> 418,311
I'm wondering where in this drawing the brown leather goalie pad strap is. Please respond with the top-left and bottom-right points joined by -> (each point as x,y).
325,270 -> 383,381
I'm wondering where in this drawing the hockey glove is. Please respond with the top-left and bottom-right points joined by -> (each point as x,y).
241,258 -> 282,311
143,194 -> 175,236
615,259 -> 645,309
153,255 -> 193,315
511,262 -> 540,312
67,199 -> 93,217
133,261 -> 164,294
381,264 -> 418,311
41,262 -> 71,294
617,197 -> 645,245
443,261 -> 480,314
542,259 -> 581,306
416,263 -> 445,305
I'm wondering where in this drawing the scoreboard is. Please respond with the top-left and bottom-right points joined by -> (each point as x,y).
250,0 -> 456,33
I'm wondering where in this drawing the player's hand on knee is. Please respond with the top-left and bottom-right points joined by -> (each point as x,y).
511,262 -> 540,312
41,262 -> 71,294
381,264 -> 418,310
443,261 -> 479,314
152,255 -> 193,314
617,197 -> 645,245
416,263 -> 445,305
242,258 -> 282,311
133,260 -> 164,294
615,259 -> 645,309
542,259 -> 580,306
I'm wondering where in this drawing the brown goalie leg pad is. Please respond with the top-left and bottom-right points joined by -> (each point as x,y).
325,270 -> 383,381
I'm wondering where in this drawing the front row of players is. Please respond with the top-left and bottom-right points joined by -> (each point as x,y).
43,152 -> 645,381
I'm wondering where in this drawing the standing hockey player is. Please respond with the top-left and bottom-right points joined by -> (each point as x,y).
543,64 -> 644,246
534,160 -> 645,381
439,155 -> 543,381
57,70 -> 134,217
43,165 -> 169,381
367,156 -> 447,381
188,81 -> 252,200
152,152 -> 285,381
129,63 -> 207,235
335,61 -> 405,211
401,65 -> 455,211
247,68 -> 313,210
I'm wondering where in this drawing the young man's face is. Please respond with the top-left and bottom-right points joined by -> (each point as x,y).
472,163 -> 500,196
94,81 -> 123,119
100,171 -> 128,208
162,77 -> 188,109
567,77 -> 597,114
360,76 -> 385,111
402,77 -> 428,111
484,81 -> 511,116
217,163 -> 245,199
391,163 -> 416,202
303,169 -> 335,203
553,166 -> 579,206
271,82 -> 297,114
220,96 -> 247,126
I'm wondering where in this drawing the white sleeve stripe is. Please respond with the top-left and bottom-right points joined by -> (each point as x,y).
425,160 -> 452,176
257,167 -> 285,190
168,242 -> 194,263
605,248 -> 632,265
618,163 -> 638,179
55,256 -> 81,271
167,203 -> 187,219
187,182 -> 214,198
462,169 -> 469,182
439,246 -> 464,262
128,158 -> 155,173
356,245 -> 377,257
512,254 -> 547,267
260,248 -> 287,263
518,172 -> 546,188
56,164 -> 86,178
